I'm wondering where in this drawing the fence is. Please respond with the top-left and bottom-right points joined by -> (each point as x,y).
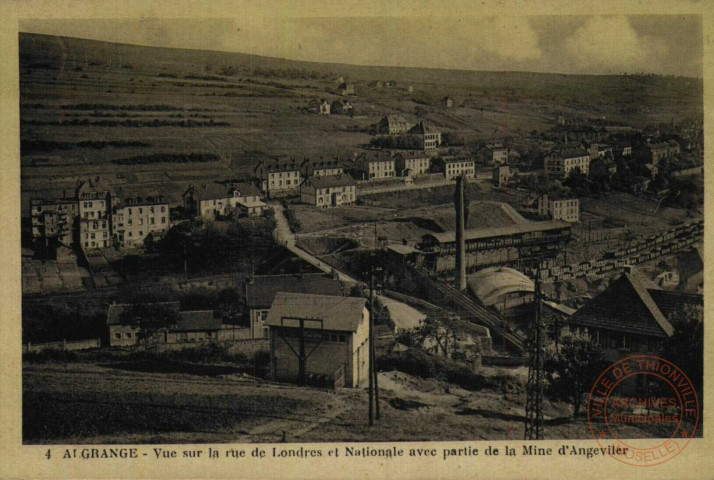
24,338 -> 101,353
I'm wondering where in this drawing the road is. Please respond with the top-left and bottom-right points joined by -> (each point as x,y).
272,202 -> 361,284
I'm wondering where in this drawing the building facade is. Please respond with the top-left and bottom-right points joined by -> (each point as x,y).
266,292 -> 370,388
353,152 -> 396,180
537,193 -> 580,223
77,180 -> 112,250
432,156 -> 475,180
407,121 -> 442,150
300,174 -> 357,208
245,274 -> 345,339
492,164 -> 511,187
254,157 -> 303,197
301,157 -> 343,178
112,193 -> 170,247
393,151 -> 431,177
376,115 -> 413,135
30,197 -> 78,247
183,182 -> 265,219
544,147 -> 591,179
478,143 -> 509,166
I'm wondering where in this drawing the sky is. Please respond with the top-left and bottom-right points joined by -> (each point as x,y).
19,15 -> 702,77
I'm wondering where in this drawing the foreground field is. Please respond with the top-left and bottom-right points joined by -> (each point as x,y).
23,360 -> 690,444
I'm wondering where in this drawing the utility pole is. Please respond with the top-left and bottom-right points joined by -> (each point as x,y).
524,262 -> 545,440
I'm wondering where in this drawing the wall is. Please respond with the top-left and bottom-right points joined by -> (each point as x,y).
24,338 -> 101,352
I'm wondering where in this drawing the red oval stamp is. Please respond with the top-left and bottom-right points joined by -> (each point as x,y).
586,355 -> 699,467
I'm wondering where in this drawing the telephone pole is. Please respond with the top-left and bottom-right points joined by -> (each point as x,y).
524,263 -> 545,440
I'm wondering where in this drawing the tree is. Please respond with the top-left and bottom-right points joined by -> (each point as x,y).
412,316 -> 460,359
119,302 -> 180,348
544,334 -> 605,417
659,304 -> 703,395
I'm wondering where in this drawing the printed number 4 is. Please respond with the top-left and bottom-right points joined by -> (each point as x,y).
45,449 -> 51,460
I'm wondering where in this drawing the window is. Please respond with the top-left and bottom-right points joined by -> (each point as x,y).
150,218 -> 155,224
125,332 -> 132,339
161,217 -> 166,224
114,333 -> 121,339
149,207 -> 154,213
161,206 -> 165,212
139,208 -> 143,214
128,232 -> 132,237
90,233 -> 95,239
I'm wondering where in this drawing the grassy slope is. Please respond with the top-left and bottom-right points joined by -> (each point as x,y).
23,362 -> 692,444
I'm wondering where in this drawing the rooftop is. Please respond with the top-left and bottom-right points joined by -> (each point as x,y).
549,147 -> 589,159
245,274 -> 344,308
407,121 -> 441,135
569,273 -> 675,338
305,174 -> 356,189
106,302 -> 181,325
424,220 -> 570,244
265,292 -> 367,332
176,310 -> 222,331
467,267 -> 534,307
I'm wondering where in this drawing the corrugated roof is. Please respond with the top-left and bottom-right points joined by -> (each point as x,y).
304,174 -> 356,189
467,267 -> 534,306
424,220 -> 570,244
245,274 -> 344,308
176,311 -> 222,331
569,273 -> 674,338
265,292 -> 367,332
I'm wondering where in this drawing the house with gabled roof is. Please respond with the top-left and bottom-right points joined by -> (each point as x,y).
565,270 -> 701,360
245,274 -> 345,339
265,292 -> 370,388
254,157 -> 303,197
376,115 -> 413,135
407,121 -> 442,150
183,181 -> 265,219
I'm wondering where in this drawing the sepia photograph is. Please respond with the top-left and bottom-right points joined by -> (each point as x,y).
17,12 -> 703,453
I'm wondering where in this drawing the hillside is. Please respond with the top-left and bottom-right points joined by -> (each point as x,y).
19,32 -> 702,215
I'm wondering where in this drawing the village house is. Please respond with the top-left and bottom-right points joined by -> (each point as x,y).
183,182 -> 265,219
300,174 -> 357,208
565,270 -> 701,361
245,274 -> 345,339
637,140 -> 681,166
406,121 -> 442,150
543,147 -> 591,179
77,180 -> 112,250
352,152 -> 396,180
492,164 -> 511,187
111,189 -> 170,247
432,155 -> 475,180
266,292 -> 370,388
376,115 -> 413,135
301,157 -> 343,178
106,302 -> 243,347
441,96 -> 453,108
337,82 -> 354,96
393,151 -> 431,177
31,196 -> 78,247
477,143 -> 508,166
407,85 -> 414,93
254,157 -> 303,197
537,193 -> 580,223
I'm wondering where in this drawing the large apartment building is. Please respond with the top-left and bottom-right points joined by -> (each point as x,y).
30,196 -> 78,247
544,147 -> 591,179
111,190 -> 170,247
77,180 -> 112,249
353,152 -> 396,180
432,155 -> 475,180
393,151 -> 431,177
254,157 -> 303,197
406,121 -> 442,150
537,193 -> 580,223
300,174 -> 357,208
301,157 -> 343,177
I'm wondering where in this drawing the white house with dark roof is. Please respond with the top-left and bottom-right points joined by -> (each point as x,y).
111,187 -> 170,247
376,115 -> 413,135
393,151 -> 431,177
254,157 -> 303,197
537,193 -> 580,223
245,274 -> 345,339
544,147 -> 591,179
300,174 -> 357,207
265,292 -> 370,388
353,152 -> 396,180
183,182 -> 265,219
301,157 -> 343,178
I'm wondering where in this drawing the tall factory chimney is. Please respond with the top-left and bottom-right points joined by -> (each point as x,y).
454,175 -> 467,291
